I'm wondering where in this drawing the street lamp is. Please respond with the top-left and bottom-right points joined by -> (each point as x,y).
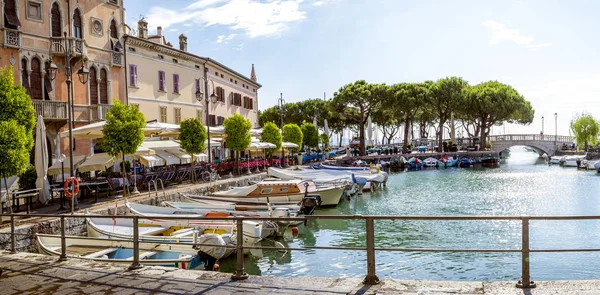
195,78 -> 217,164
278,93 -> 286,167
541,116 -> 545,135
57,154 -> 66,210
554,113 -> 558,150
48,32 -> 90,215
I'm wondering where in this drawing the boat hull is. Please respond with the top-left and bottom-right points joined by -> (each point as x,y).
211,186 -> 344,206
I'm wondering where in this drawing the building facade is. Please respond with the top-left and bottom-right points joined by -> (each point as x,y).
0,0 -> 126,159
125,19 -> 261,128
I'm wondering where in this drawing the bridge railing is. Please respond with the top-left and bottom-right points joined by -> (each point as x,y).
489,134 -> 573,143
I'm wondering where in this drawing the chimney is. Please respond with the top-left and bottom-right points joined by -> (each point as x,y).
179,34 -> 187,51
157,26 -> 162,37
250,64 -> 257,82
137,18 -> 148,39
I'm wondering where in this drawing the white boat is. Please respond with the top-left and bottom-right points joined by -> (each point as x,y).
595,161 -> 600,172
549,156 -> 562,164
562,155 -> 585,167
581,159 -> 598,170
124,200 -> 264,244
268,167 -> 387,193
86,216 -> 235,259
37,234 -> 202,269
210,179 -> 344,206
178,194 -> 302,211
423,157 -> 438,167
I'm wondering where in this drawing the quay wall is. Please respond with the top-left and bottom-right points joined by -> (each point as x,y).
0,174 -> 267,253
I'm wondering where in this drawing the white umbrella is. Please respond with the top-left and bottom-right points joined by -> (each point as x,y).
324,119 -> 330,136
367,117 -> 373,142
34,115 -> 51,205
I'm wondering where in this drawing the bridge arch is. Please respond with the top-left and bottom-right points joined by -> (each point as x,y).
488,134 -> 573,156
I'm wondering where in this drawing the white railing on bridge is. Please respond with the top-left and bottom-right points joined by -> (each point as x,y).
488,134 -> 573,143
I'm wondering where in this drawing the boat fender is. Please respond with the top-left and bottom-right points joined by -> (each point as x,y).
209,187 -> 215,194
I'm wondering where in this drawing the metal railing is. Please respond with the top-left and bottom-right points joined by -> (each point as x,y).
489,134 -> 573,143
32,100 -> 68,121
72,104 -> 113,122
7,214 -> 600,288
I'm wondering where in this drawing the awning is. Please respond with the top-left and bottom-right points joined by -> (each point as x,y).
140,140 -> 180,150
78,153 -> 115,173
282,142 -> 299,148
166,149 -> 192,164
137,155 -> 165,167
154,150 -> 181,165
193,153 -> 208,162
4,5 -> 21,27
47,155 -> 87,176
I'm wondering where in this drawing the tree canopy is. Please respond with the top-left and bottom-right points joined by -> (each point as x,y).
283,123 -> 303,151
428,77 -> 469,150
179,118 -> 207,156
0,66 -> 35,185
320,133 -> 329,148
224,113 -> 252,152
102,100 -> 146,157
261,121 -> 282,154
570,113 -> 599,151
301,122 -> 318,151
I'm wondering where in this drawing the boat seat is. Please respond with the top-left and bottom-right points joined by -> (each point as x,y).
136,226 -> 168,236
84,248 -> 119,258
126,251 -> 158,260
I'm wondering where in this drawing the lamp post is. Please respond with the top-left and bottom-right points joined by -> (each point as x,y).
57,154 -> 66,210
554,112 -> 558,151
541,116 -> 545,135
195,78 -> 218,164
47,32 -> 89,215
278,93 -> 286,167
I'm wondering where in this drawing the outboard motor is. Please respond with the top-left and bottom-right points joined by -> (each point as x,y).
272,207 -> 291,218
299,194 -> 322,216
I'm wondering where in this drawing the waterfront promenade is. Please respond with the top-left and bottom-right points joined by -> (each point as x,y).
1,251 -> 599,295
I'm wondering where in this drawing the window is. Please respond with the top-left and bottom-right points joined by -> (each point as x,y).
4,0 -> 20,29
253,88 -> 256,92
21,59 -> 30,94
51,3 -> 61,37
160,107 -> 167,123
233,93 -> 242,106
234,80 -> 237,84
174,108 -> 181,124
260,188 -> 272,194
158,71 -> 166,91
108,0 -> 119,6
158,55 -> 164,59
128,47 -> 136,52
279,187 -> 289,193
215,71 -> 218,76
27,1 -> 42,21
100,69 -> 108,104
243,96 -> 253,110
195,65 -> 200,69
128,65 -> 137,87
30,58 -> 43,100
173,74 -> 179,94
73,9 -> 82,38
217,116 -> 225,126
216,86 -> 225,102
230,78 -> 233,82
196,110 -> 203,121
173,59 -> 178,64
220,74 -> 224,78
89,67 -> 98,104
110,19 -> 118,39
195,79 -> 201,94
208,115 -> 216,127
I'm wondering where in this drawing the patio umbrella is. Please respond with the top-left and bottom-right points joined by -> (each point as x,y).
367,117 -> 373,143
324,119 -> 330,137
34,115 -> 51,205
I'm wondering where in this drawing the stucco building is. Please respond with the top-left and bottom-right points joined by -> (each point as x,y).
124,19 -> 261,129
0,0 -> 126,159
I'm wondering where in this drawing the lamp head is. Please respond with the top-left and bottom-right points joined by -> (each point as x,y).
195,90 -> 203,101
58,154 -> 66,163
48,59 -> 58,81
209,92 -> 218,103
77,66 -> 89,84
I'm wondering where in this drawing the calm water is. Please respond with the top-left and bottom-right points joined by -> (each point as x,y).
220,147 -> 600,281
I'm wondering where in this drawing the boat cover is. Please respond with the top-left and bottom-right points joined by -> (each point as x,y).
268,167 -> 386,184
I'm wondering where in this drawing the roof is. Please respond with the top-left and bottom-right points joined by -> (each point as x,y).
124,35 -> 262,88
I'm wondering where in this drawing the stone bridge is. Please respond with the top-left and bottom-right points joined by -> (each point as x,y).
488,134 -> 573,155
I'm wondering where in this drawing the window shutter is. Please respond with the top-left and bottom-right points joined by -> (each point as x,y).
158,71 -> 165,91
90,68 -> 98,105
100,69 -> 109,104
30,58 -> 42,100
51,3 -> 61,37
195,79 -> 200,93
173,74 -> 179,93
221,88 -> 225,102
4,0 -> 21,27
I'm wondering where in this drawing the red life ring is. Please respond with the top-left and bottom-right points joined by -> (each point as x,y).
64,177 -> 80,199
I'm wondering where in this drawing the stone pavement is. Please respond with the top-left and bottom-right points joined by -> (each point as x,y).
2,252 -> 600,294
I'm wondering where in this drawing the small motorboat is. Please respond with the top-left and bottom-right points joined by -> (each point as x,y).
437,156 -> 458,168
480,155 -> 500,168
595,161 -> 600,173
562,156 -> 584,167
580,159 -> 598,170
37,234 -> 202,269
458,157 -> 475,168
423,157 -> 438,167
407,157 -> 422,169
549,156 -> 562,164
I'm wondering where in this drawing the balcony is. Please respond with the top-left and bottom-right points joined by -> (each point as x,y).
49,37 -> 87,57
32,100 -> 68,121
111,52 -> 123,67
3,29 -> 20,48
73,104 -> 112,123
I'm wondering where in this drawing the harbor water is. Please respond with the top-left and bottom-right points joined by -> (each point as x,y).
220,147 -> 600,281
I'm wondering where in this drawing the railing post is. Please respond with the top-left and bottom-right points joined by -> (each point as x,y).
10,214 -> 16,254
58,216 -> 67,261
128,216 -> 142,270
363,217 -> 380,285
516,216 -> 536,288
231,218 -> 249,280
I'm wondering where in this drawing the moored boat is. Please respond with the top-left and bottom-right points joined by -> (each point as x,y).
423,157 -> 438,167
37,234 -> 202,269
437,157 -> 458,168
549,156 -> 562,164
458,157 -> 475,168
480,155 -> 500,168
407,157 -> 422,169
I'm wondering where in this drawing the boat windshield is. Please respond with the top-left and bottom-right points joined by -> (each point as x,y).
298,181 -> 317,193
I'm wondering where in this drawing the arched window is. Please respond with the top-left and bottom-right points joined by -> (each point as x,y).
89,67 -> 98,105
73,9 -> 82,38
4,0 -> 20,29
30,58 -> 43,100
110,19 -> 118,39
100,69 -> 108,104
21,59 -> 30,94
51,3 -> 61,37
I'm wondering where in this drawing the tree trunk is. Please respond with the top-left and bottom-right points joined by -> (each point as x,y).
359,105 -> 365,156
3,175 -> 10,214
438,120 -> 444,153
403,115 -> 411,149
479,117 -> 486,151
122,153 -> 127,196
190,154 -> 195,183
338,131 -> 343,147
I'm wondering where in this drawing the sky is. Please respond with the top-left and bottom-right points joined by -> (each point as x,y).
123,0 -> 600,137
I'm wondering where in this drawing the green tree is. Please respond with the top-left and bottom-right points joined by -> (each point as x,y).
179,118 -> 207,182
332,80 -> 385,155
570,113 -> 599,151
283,123 -> 303,152
261,121 -> 282,158
0,66 -> 35,213
301,122 -> 318,151
371,85 -> 401,144
102,100 -> 146,192
464,81 -> 534,150
320,133 -> 330,149
428,77 -> 469,151
223,113 -> 252,174
392,83 -> 428,149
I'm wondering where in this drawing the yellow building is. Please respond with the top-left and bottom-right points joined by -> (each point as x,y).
0,0 -> 126,158
124,19 -> 261,128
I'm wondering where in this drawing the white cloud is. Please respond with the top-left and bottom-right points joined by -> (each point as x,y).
216,33 -> 237,43
146,0 -> 306,38
236,43 -> 245,51
482,20 -> 551,51
313,1 -> 325,6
